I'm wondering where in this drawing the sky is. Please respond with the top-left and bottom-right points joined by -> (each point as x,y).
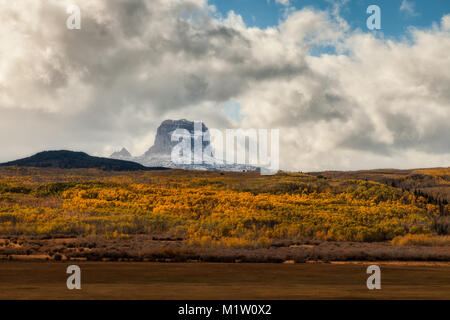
211,0 -> 450,38
0,0 -> 449,171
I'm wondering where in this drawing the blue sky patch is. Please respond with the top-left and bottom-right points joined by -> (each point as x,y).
210,0 -> 450,40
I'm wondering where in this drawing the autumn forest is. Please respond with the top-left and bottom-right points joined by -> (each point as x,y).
0,167 -> 448,262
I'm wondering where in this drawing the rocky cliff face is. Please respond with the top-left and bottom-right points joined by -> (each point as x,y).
143,119 -> 211,157
111,119 -> 257,172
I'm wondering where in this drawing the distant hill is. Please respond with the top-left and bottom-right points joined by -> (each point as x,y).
0,151 -> 168,171
308,168 -> 450,204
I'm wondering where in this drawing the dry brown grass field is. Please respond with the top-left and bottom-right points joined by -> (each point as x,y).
0,261 -> 449,300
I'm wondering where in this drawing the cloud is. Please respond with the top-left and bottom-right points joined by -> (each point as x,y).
400,0 -> 419,17
239,19 -> 450,170
0,0 -> 449,172
275,0 -> 290,6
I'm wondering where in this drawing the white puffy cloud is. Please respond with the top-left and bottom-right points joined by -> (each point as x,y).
400,0 -> 418,17
239,16 -> 450,170
0,0 -> 449,171
442,14 -> 450,30
275,0 -> 290,6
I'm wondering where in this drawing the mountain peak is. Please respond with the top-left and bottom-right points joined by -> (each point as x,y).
143,119 -> 209,158
111,147 -> 132,159
127,119 -> 257,172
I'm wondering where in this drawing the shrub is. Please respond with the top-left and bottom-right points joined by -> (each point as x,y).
392,234 -> 450,247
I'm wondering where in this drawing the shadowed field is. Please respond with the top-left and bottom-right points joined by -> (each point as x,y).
0,262 -> 449,300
